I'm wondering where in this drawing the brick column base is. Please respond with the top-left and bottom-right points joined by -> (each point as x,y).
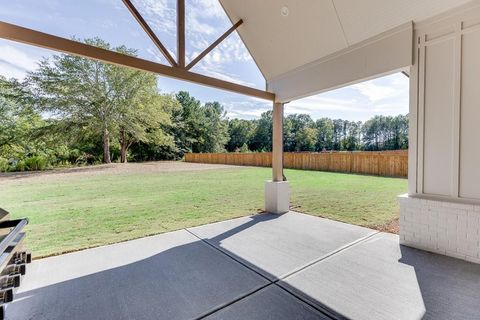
399,194 -> 480,264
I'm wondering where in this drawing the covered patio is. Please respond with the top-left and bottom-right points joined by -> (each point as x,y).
1,0 -> 480,319
9,211 -> 480,319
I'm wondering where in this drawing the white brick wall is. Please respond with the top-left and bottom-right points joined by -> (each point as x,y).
399,195 -> 480,264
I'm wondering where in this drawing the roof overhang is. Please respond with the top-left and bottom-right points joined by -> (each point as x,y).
220,0 -> 474,102
268,22 -> 413,102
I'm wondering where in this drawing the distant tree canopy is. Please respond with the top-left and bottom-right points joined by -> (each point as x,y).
0,38 -> 408,172
225,112 -> 408,153
172,92 -> 228,154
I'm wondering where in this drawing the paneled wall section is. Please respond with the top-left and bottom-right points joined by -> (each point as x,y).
412,5 -> 480,201
402,3 -> 480,264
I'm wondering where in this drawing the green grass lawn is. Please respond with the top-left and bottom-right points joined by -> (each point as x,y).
0,165 -> 406,257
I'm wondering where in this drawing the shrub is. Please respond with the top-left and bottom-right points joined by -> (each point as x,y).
24,155 -> 48,171
239,143 -> 250,153
75,153 -> 95,166
15,160 -> 26,172
0,158 -> 9,172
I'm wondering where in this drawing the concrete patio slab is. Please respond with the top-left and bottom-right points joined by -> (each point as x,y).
7,229 -> 269,320
280,232 -> 480,320
204,285 -> 329,320
188,211 -> 375,280
7,213 -> 480,320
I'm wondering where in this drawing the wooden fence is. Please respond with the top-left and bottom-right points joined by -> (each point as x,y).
185,151 -> 408,178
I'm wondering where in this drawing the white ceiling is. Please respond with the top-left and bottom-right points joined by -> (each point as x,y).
219,0 -> 473,81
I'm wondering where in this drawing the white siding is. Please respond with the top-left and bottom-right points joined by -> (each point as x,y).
422,38 -> 455,196
460,29 -> 480,199
412,3 -> 480,201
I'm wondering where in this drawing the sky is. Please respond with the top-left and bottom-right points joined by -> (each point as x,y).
0,0 -> 409,121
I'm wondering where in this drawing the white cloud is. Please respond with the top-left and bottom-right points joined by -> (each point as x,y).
132,0 -> 176,33
286,74 -> 409,121
352,75 -> 407,102
196,66 -> 255,87
353,82 -> 397,102
223,98 -> 270,119
0,44 -> 40,79
287,95 -> 364,115
146,46 -> 168,64
187,0 -> 226,37
190,0 -> 224,18
0,62 -> 27,80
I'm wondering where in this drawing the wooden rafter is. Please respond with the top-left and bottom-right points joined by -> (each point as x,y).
177,0 -> 185,68
186,19 -> 243,71
0,21 -> 275,101
122,0 -> 177,67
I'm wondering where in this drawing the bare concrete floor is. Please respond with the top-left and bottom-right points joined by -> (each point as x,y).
8,212 -> 480,320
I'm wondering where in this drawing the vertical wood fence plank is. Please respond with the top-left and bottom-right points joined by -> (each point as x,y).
185,151 -> 408,177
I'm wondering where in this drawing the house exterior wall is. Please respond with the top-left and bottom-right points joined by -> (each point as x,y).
402,2 -> 480,263
399,195 -> 480,263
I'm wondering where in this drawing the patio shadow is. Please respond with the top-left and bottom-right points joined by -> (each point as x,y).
399,245 -> 480,319
8,214 -> 345,320
9,213 -> 479,320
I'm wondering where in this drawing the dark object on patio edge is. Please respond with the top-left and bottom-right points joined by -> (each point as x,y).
0,208 -> 30,320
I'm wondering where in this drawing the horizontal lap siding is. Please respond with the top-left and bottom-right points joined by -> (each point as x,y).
185,151 -> 407,178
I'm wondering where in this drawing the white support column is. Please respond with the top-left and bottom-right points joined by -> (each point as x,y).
265,102 -> 290,214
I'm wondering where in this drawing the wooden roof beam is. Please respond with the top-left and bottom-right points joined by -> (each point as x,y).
177,0 -> 185,68
122,0 -> 177,67
0,21 -> 275,101
186,19 -> 243,71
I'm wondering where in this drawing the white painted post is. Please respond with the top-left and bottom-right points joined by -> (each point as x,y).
265,102 -> 289,214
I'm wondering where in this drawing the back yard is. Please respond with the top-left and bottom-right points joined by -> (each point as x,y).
0,162 -> 406,257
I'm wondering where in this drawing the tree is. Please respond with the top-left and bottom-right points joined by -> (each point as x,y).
0,76 -> 20,153
172,92 -> 229,154
332,119 -> 345,150
27,38 -> 172,163
112,64 -> 178,162
249,111 -> 273,151
172,91 -> 204,154
284,114 -> 316,152
296,126 -> 317,151
118,92 -> 178,163
201,102 -> 229,153
343,121 -> 362,151
361,115 -> 409,151
0,76 -> 44,160
315,118 -> 334,151
227,119 -> 255,152
388,114 -> 409,150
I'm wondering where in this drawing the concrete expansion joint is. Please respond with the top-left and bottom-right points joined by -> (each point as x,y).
194,282 -> 272,320
184,228 -> 274,283
277,231 -> 380,282
185,226 -> 366,320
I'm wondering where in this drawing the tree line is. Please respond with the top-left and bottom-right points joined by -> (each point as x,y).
0,38 -> 408,172
227,112 -> 408,153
